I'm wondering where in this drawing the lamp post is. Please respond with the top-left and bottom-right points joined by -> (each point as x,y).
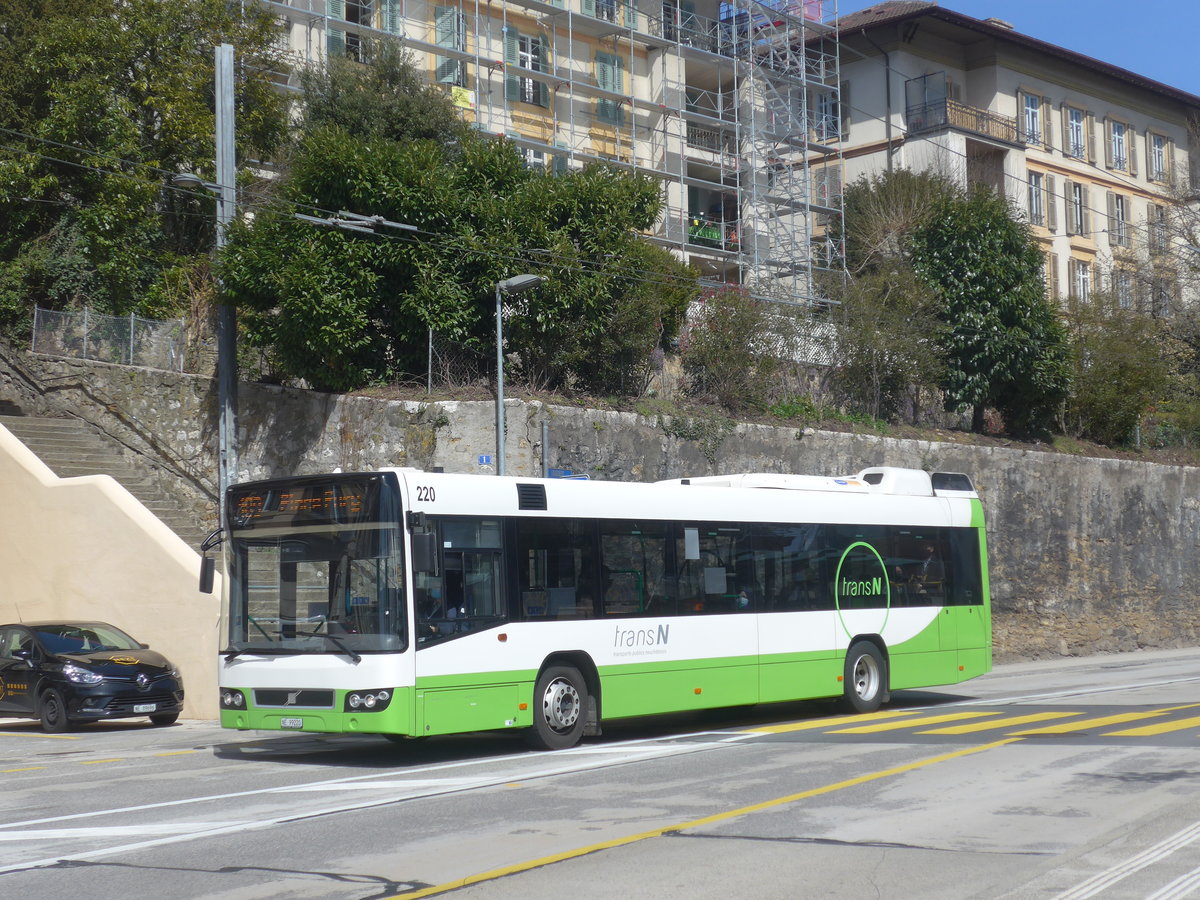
494,274 -> 544,477
172,43 -> 237,524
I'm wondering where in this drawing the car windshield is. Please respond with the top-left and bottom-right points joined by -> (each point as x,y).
35,623 -> 140,655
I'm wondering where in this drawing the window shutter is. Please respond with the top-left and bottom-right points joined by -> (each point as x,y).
540,36 -> 552,107
553,140 -> 570,175
1048,253 -> 1059,300
1106,191 -> 1116,243
624,0 -> 638,30
1103,118 -> 1113,167
1063,179 -> 1075,235
1041,96 -> 1053,149
1128,127 -> 1137,176
437,8 -> 462,85
582,0 -> 596,15
1060,103 -> 1070,157
1045,174 -> 1057,231
1086,112 -> 1096,163
1081,185 -> 1090,236
327,0 -> 346,57
1067,258 -> 1078,299
504,27 -> 519,101
1167,138 -> 1176,181
382,0 -> 400,33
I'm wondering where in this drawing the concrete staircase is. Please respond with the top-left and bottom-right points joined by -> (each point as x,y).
0,412 -> 210,552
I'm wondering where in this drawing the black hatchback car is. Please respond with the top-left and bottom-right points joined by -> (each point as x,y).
0,621 -> 184,732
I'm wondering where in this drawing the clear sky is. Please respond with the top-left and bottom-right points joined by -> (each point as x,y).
834,1 -> 1200,98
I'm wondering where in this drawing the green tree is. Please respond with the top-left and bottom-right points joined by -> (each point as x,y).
223,51 -> 695,394
1063,296 -> 1177,445
909,187 -> 1071,435
839,169 -> 958,274
678,286 -> 781,412
829,265 -> 945,424
0,0 -> 288,330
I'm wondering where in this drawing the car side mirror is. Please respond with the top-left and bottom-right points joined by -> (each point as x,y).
13,648 -> 34,667
199,556 -> 215,594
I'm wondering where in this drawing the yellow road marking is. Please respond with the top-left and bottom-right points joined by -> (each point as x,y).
2,766 -> 47,773
1104,714 -> 1200,737
384,738 -> 1020,899
80,758 -> 123,765
750,710 -> 919,733
0,731 -> 79,740
1012,710 -> 1183,735
919,711 -> 1081,734
155,750 -> 198,757
829,711 -> 997,734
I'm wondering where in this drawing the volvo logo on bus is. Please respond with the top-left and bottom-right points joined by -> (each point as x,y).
835,541 -> 891,637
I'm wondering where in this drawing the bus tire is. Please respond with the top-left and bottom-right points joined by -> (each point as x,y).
842,641 -> 886,714
528,665 -> 587,750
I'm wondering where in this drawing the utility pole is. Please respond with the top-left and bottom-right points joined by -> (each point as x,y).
215,43 -> 237,523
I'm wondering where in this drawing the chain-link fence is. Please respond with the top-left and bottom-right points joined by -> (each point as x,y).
426,329 -> 490,391
32,307 -> 186,372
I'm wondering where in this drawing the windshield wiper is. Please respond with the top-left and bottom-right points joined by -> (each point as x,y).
222,646 -> 295,660
322,632 -> 362,663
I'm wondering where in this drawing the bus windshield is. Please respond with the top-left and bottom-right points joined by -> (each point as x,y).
225,475 -> 407,655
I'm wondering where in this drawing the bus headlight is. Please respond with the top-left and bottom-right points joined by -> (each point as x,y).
221,689 -> 246,709
344,689 -> 393,713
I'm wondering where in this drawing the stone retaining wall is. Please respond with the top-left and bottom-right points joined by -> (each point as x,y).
4,343 -> 1199,663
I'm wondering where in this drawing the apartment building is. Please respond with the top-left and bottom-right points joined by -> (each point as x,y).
837,1 -> 1200,313
259,0 -> 848,305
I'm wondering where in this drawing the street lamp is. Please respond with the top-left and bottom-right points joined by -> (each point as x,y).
494,274 -> 544,477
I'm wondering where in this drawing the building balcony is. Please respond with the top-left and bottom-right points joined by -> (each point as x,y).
906,98 -> 1023,147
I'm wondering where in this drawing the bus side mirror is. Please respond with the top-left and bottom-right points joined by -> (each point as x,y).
411,532 -> 438,575
199,556 -> 215,594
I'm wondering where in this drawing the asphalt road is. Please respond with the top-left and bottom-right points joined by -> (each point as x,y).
4,649 -> 1200,899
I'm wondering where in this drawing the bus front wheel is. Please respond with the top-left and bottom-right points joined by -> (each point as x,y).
842,642 -> 886,714
528,665 -> 587,750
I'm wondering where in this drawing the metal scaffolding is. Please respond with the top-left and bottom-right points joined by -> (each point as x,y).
259,0 -> 845,306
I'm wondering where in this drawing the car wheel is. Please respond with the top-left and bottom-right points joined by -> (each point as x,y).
150,712 -> 179,726
39,688 -> 72,733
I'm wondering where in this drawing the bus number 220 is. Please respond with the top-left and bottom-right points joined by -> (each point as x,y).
416,486 -> 436,502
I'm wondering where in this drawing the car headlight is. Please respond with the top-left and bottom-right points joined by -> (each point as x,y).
63,664 -> 104,685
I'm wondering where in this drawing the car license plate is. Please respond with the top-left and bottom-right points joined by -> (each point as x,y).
280,717 -> 304,729
133,703 -> 157,713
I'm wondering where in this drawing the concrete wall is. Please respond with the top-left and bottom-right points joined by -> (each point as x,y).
0,424 -> 221,720
3,345 -> 1200,690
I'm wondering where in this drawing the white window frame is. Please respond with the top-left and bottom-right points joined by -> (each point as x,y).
1067,107 -> 1086,159
517,34 -> 543,105
1111,193 -> 1129,247
1114,269 -> 1134,310
1023,93 -> 1041,145
1027,172 -> 1045,227
1150,133 -> 1167,182
1110,120 -> 1128,171
1073,260 -> 1091,301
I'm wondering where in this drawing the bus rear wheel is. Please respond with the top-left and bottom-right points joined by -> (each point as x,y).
528,665 -> 587,750
842,642 -> 886,714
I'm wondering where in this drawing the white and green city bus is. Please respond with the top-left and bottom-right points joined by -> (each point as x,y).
204,466 -> 991,749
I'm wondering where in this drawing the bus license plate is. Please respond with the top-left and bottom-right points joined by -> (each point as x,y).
133,704 -> 157,713
280,717 -> 304,729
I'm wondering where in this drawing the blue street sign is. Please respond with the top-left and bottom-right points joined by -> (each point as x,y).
547,468 -> 573,478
